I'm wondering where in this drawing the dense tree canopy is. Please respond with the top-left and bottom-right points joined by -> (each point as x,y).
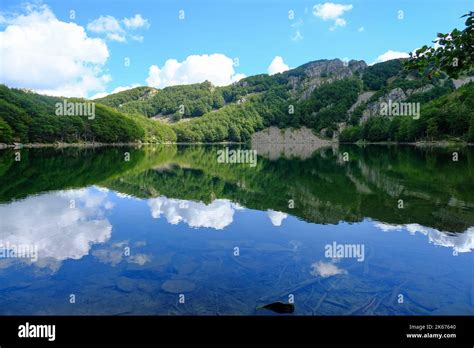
362,60 -> 404,90
340,83 -> 474,142
172,103 -> 264,142
0,85 -> 176,144
96,81 -> 225,119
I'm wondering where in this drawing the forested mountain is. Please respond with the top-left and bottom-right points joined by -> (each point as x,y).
340,82 -> 474,142
89,56 -> 473,144
0,85 -> 176,143
0,58 -> 472,144
95,82 -> 225,120
94,86 -> 157,108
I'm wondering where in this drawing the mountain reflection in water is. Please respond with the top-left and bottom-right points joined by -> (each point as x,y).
0,144 -> 472,315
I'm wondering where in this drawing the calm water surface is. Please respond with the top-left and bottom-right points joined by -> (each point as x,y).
0,144 -> 473,315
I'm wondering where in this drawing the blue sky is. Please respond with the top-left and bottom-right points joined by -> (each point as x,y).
0,0 -> 471,97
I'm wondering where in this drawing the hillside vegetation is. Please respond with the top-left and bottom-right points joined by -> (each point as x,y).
1,57 -> 472,144
95,81 -> 225,120
0,85 -> 176,143
340,82 -> 474,142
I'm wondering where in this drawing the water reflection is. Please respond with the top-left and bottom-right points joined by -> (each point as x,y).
92,240 -> 151,266
0,188 -> 112,271
373,222 -> 474,254
267,210 -> 288,227
0,145 -> 472,315
148,197 -> 239,230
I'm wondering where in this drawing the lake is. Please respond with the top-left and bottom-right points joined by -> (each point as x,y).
0,144 -> 473,315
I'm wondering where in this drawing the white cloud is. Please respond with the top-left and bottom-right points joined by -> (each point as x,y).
373,50 -> 409,64
313,3 -> 353,30
267,56 -> 290,75
123,14 -> 149,29
373,222 -> 474,254
130,34 -> 144,42
0,189 -> 112,267
91,247 -> 124,266
87,15 -> 125,42
358,26 -> 364,32
373,222 -> 404,232
110,84 -> 141,93
334,17 -> 346,27
106,32 -> 126,43
148,197 -> 237,230
92,240 -> 151,266
310,261 -> 348,277
116,192 -> 138,199
129,253 -> 151,265
91,83 -> 141,99
87,13 -> 149,43
0,4 -> 111,98
146,54 -> 245,88
267,210 -> 288,226
313,2 -> 353,20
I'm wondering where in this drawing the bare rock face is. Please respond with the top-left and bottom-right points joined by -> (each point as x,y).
452,76 -> 474,89
361,88 -> 408,122
290,59 -> 367,100
332,122 -> 348,140
251,127 -> 332,160
251,126 -> 330,145
348,91 -> 376,113
300,59 -> 366,79
406,84 -> 434,96
382,87 -> 407,103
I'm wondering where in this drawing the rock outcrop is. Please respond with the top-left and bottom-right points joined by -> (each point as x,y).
251,127 -> 332,160
288,59 -> 367,100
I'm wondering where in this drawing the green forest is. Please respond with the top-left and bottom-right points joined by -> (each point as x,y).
96,81 -> 225,120
0,85 -> 176,144
340,82 -> 474,142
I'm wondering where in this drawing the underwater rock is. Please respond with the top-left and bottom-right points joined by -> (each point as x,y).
116,277 -> 137,292
136,279 -> 161,293
175,261 -> 199,275
257,301 -> 295,314
161,279 -> 196,294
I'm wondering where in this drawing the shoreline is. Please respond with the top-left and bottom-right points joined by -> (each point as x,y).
0,141 -> 246,149
0,140 -> 472,150
339,140 -> 473,146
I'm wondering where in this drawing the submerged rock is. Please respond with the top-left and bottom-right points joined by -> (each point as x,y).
257,301 -> 295,314
161,280 -> 196,294
116,277 -> 137,292
175,261 -> 199,275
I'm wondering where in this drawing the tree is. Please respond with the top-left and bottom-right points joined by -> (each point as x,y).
339,126 -> 362,142
362,117 -> 390,141
426,118 -> 439,140
171,113 -> 182,122
0,117 -> 13,143
362,60 -> 403,90
405,12 -> 474,79
228,126 -> 241,142
467,115 -> 474,142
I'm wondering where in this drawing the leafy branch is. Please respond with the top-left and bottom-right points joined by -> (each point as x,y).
405,11 -> 473,79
